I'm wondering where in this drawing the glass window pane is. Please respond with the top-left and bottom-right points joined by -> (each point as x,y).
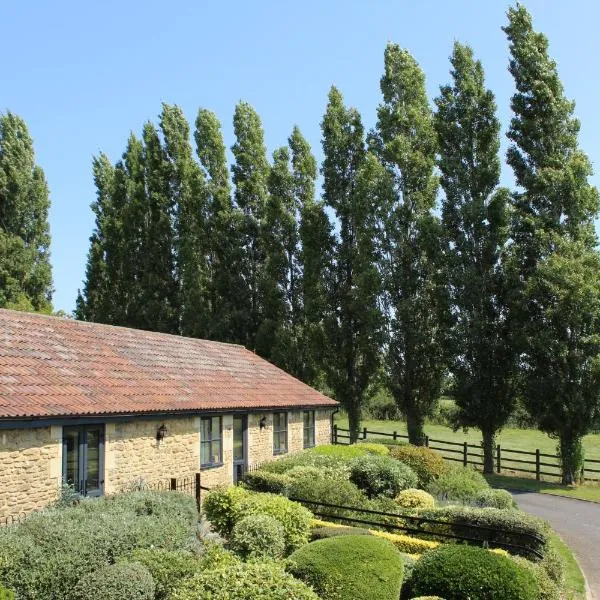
64,429 -> 79,488
201,418 -> 210,439
233,417 -> 244,461
212,417 -> 221,438
85,429 -> 101,494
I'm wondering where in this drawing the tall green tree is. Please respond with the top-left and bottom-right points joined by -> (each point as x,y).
435,42 -> 515,472
0,111 -> 52,312
321,86 -> 383,443
136,122 -> 179,333
373,44 -> 447,445
160,104 -> 209,338
293,126 -> 331,386
505,4 -> 600,483
195,109 -> 246,343
231,102 -> 271,350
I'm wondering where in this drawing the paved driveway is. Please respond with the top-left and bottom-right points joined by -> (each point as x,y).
513,492 -> 599,599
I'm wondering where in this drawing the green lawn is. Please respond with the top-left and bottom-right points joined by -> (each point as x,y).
335,416 -> 600,460
548,532 -> 587,600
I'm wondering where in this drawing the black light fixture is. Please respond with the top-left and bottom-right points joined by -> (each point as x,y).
259,416 -> 266,430
156,423 -> 168,441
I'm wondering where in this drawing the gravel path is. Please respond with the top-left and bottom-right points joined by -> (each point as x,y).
513,491 -> 599,599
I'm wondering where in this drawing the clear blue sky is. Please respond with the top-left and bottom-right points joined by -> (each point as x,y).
3,1 -> 600,312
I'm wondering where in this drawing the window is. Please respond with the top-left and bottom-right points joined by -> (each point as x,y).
273,412 -> 288,455
201,417 -> 222,467
303,411 -> 316,448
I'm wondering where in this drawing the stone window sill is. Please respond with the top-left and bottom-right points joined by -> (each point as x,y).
201,462 -> 224,470
273,449 -> 288,456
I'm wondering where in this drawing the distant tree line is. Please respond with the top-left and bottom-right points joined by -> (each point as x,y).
2,5 -> 599,484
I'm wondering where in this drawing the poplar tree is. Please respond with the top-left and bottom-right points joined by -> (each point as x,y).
373,44 -> 447,445
160,104 -> 209,338
137,122 -> 179,333
231,102 -> 270,350
321,86 -> 383,442
0,111 -> 53,312
505,4 -> 600,483
292,126 -> 331,385
435,42 -> 514,472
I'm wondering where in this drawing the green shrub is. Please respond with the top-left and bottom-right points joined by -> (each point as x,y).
237,492 -> 312,553
242,470 -> 291,493
349,454 -> 417,498
407,544 -> 539,600
512,556 -> 561,600
197,541 -> 240,570
0,586 -> 15,600
289,534 -> 404,600
396,489 -> 435,510
388,444 -> 449,487
0,491 -> 197,600
427,466 -> 489,503
73,562 -> 155,600
539,543 -> 566,586
472,488 -> 517,510
171,561 -> 320,600
311,443 -> 388,458
203,486 -> 251,536
259,451 -> 349,475
126,548 -> 200,600
399,553 -> 417,580
311,525 -> 372,540
287,473 -> 369,520
230,514 -> 286,560
417,505 -> 549,559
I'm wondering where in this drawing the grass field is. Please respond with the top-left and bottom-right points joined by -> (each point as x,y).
334,415 -> 600,460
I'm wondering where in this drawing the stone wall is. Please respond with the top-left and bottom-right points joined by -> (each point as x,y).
0,408 -> 334,520
0,426 -> 61,521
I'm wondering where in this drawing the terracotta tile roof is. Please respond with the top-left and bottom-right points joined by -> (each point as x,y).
0,309 -> 338,420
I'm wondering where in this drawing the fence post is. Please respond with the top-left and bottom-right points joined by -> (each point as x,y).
393,431 -> 397,441
424,435 -> 429,447
333,424 -> 338,445
496,445 -> 501,474
195,473 -> 201,511
463,442 -> 468,467
363,427 -> 368,440
170,477 -> 177,491
536,449 -> 541,481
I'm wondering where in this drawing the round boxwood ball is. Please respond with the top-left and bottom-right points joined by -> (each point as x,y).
407,544 -> 539,600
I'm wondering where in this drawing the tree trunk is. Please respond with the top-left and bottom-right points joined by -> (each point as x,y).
406,409 -> 426,446
482,428 -> 496,474
347,403 -> 361,444
559,433 -> 583,485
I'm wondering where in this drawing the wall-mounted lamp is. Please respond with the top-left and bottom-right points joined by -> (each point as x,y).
156,424 -> 168,442
259,416 -> 266,430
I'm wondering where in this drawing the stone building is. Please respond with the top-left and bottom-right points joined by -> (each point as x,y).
0,309 -> 337,519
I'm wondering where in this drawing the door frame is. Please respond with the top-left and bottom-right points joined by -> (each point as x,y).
232,415 -> 248,484
62,424 -> 105,496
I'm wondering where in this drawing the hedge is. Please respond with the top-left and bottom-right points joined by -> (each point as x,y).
0,491 -> 197,600
289,535 -> 404,600
395,489 -> 435,510
349,454 -> 418,498
73,562 -> 155,600
406,544 -> 539,600
417,505 -> 549,559
427,467 -> 489,503
388,445 -> 449,487
369,530 -> 440,554
171,561 -> 320,600
229,514 -> 286,560
242,470 -> 290,494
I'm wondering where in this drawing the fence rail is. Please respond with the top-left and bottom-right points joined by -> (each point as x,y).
288,496 -> 544,560
333,425 -> 599,483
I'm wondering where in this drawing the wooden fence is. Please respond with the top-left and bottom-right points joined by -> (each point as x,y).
333,425 -> 600,483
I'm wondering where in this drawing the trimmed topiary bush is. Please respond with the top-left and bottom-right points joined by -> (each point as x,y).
512,556 -> 561,600
311,525 -> 372,540
349,454 -> 417,498
203,485 -> 251,536
407,544 -> 539,600
230,514 -> 286,560
236,492 -> 312,553
472,488 -> 517,510
242,470 -> 291,493
369,530 -> 440,554
289,534 -> 404,600
396,489 -> 435,510
73,562 -> 155,600
539,543 -> 566,586
427,466 -> 489,503
126,548 -> 200,600
171,561 -> 320,600
312,443 -> 389,458
388,445 -> 449,487
417,505 -> 549,559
